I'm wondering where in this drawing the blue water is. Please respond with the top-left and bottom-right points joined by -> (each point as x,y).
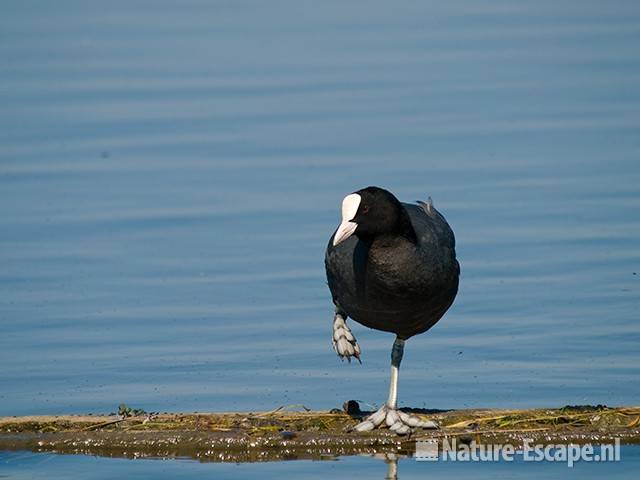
2,446 -> 640,479
1,1 -> 639,476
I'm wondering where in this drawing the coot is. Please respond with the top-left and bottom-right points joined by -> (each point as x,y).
325,186 -> 459,434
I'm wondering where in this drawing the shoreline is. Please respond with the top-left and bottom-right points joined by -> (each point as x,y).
1,405 -> 638,462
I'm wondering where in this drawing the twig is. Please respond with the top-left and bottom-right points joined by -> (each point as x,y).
81,418 -> 126,431
445,414 -> 514,429
627,416 -> 640,428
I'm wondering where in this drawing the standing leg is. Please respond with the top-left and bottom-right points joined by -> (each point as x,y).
353,336 -> 437,435
386,338 -> 404,409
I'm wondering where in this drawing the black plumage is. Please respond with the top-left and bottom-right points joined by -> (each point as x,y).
325,186 -> 459,340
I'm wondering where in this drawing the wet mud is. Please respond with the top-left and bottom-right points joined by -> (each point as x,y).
1,405 -> 638,462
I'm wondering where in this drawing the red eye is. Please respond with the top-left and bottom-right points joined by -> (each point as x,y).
361,205 -> 370,214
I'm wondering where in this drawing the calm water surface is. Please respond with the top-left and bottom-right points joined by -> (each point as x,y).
1,0 -> 639,476
2,447 -> 640,479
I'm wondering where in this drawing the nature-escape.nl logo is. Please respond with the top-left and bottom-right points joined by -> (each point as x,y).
416,438 -> 621,467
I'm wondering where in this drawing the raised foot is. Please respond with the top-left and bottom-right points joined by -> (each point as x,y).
353,405 -> 438,435
333,312 -> 361,363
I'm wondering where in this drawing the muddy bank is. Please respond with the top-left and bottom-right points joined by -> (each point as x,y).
1,405 -> 638,462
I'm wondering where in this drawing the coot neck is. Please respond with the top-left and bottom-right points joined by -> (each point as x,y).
395,206 -> 418,244
358,205 -> 417,246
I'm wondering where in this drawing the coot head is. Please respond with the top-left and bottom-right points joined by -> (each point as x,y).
333,186 -> 416,246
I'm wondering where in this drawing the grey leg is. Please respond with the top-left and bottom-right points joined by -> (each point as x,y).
387,337 -> 404,409
353,336 -> 437,435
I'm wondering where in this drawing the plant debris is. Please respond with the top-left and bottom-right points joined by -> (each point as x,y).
1,405 -> 638,462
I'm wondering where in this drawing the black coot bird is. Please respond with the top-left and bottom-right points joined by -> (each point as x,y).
325,186 -> 459,434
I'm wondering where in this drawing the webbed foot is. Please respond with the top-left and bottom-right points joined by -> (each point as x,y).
332,311 -> 361,363
353,405 -> 437,435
